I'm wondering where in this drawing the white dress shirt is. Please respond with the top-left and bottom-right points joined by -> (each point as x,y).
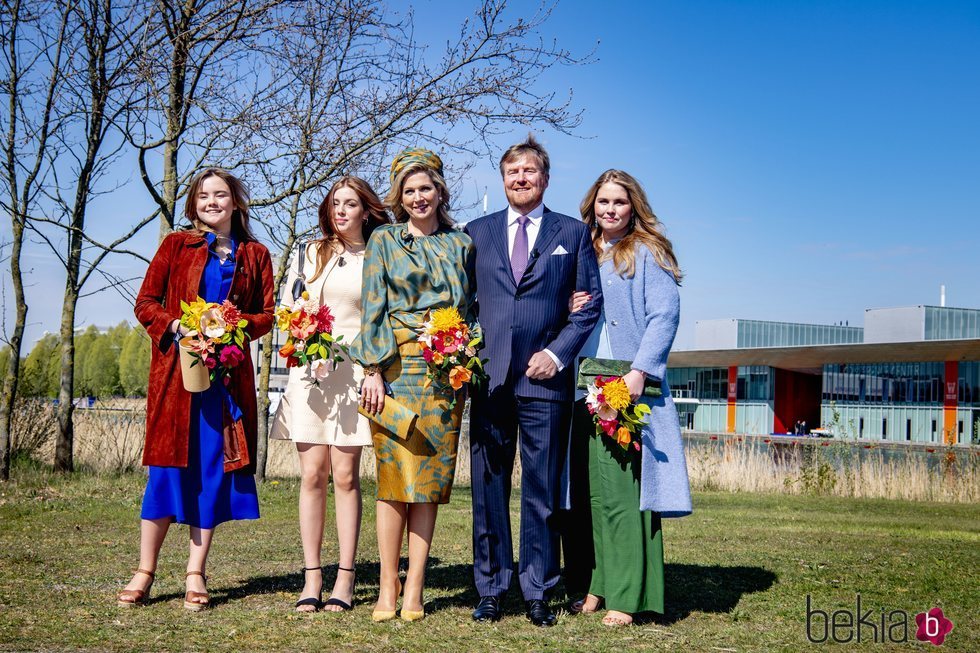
506,203 -> 545,257
506,202 -> 564,371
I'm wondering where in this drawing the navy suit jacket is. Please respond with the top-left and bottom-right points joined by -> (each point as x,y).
465,207 -> 603,401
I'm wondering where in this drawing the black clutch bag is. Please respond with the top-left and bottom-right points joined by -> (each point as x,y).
576,357 -> 662,397
290,242 -> 308,301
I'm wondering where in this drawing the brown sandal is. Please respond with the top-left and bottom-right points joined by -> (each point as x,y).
117,568 -> 155,607
183,571 -> 210,611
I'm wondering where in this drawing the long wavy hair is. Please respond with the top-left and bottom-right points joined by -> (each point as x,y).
580,169 -> 682,283
184,167 -> 257,242
309,176 -> 391,281
385,163 -> 454,228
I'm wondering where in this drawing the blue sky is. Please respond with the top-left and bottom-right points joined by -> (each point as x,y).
6,0 -> 980,350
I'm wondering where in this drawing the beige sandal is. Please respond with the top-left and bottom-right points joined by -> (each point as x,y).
117,568 -> 155,607
183,571 -> 210,611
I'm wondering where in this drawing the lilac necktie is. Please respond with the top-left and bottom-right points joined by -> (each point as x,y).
511,214 -> 529,283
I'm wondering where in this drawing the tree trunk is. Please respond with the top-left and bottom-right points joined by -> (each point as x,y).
53,286 -> 78,472
0,213 -> 27,480
254,330 -> 274,481
158,9 -> 191,239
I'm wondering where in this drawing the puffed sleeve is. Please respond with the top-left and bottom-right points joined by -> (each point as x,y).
350,231 -> 398,370
632,247 -> 679,381
241,244 -> 275,340
134,233 -> 181,353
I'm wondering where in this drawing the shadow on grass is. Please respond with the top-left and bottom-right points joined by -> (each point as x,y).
651,563 -> 778,625
165,557 -> 475,609
147,560 -> 775,620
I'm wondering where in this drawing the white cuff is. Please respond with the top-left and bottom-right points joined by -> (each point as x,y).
543,348 -> 564,372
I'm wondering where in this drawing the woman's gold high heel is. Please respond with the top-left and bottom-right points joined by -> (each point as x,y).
371,578 -> 402,622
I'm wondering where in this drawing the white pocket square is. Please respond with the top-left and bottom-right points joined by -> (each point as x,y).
551,245 -> 569,255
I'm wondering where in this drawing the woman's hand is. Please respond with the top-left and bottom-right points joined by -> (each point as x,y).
568,291 -> 591,313
170,319 -> 189,338
360,371 -> 386,414
623,369 -> 646,402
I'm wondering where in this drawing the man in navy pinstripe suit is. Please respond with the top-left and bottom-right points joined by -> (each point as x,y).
464,136 -> 603,626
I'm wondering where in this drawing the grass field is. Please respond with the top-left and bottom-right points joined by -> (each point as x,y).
0,464 -> 977,652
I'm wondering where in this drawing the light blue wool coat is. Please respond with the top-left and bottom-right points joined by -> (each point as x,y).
595,244 -> 692,517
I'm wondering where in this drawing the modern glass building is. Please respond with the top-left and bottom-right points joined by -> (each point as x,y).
669,306 -> 980,445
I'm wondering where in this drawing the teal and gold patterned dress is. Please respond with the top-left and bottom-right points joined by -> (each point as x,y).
351,223 -> 477,504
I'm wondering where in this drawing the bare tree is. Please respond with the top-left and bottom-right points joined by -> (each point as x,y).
0,0 -> 70,480
233,0 -> 585,477
28,0 -> 155,471
127,0 -> 293,239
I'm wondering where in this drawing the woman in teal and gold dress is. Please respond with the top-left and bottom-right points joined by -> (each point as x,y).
352,148 -> 476,622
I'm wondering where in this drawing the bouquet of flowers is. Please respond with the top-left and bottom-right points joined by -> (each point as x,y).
179,297 -> 249,385
415,306 -> 487,408
584,375 -> 651,451
274,291 -> 346,385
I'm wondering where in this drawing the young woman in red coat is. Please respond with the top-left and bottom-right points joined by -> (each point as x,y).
117,168 -> 274,610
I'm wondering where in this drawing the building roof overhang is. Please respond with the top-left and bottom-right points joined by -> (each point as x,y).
667,339 -> 980,373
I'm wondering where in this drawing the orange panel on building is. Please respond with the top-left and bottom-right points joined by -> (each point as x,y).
943,361 -> 958,445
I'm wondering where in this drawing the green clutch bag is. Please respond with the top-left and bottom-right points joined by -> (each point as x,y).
358,392 -> 419,439
576,357 -> 662,397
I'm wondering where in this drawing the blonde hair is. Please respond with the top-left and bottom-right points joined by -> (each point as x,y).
309,176 -> 391,280
385,163 -> 454,228
580,169 -> 682,283
183,167 -> 256,241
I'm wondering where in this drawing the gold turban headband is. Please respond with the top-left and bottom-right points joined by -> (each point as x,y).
390,147 -> 444,184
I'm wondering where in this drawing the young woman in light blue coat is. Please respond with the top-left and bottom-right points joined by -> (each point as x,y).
568,169 -> 692,626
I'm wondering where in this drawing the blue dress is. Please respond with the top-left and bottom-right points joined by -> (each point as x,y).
140,233 -> 260,528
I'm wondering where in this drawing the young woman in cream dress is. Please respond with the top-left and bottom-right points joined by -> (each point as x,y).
270,177 -> 391,612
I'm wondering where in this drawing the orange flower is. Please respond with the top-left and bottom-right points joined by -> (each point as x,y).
615,426 -> 632,448
432,351 -> 445,366
449,365 -> 472,390
278,342 -> 296,358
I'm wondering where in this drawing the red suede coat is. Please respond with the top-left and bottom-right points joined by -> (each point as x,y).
134,230 -> 274,473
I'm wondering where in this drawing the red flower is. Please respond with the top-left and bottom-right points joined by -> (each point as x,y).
422,348 -> 434,363
204,357 -> 217,369
598,418 -> 617,436
220,300 -> 243,326
286,356 -> 299,368
315,305 -> 335,333
219,345 -> 245,368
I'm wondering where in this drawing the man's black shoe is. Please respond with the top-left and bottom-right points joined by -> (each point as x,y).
525,599 -> 557,627
472,595 -> 501,622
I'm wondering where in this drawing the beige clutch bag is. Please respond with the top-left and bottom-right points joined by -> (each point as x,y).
358,393 -> 419,440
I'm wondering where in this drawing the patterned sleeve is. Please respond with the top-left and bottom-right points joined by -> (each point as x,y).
462,236 -> 481,339
351,230 -> 398,370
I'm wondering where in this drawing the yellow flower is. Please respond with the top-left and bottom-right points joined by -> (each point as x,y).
428,307 -> 463,334
275,306 -> 296,331
181,297 -> 215,331
602,378 -> 631,411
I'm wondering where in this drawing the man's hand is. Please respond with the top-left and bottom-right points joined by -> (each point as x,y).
526,351 -> 559,380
